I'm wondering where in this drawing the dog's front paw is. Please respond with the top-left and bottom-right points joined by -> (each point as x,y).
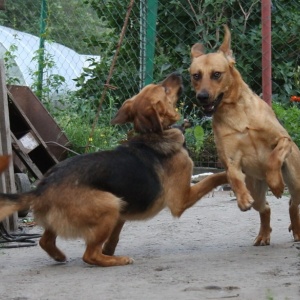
237,193 -> 254,211
266,172 -> 285,198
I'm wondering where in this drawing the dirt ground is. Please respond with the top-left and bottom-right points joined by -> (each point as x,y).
1,191 -> 300,300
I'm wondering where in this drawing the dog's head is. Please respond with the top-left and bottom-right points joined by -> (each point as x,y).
111,73 -> 182,133
190,25 -> 236,116
0,155 -> 10,174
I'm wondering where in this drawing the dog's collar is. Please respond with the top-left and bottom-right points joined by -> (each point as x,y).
201,93 -> 224,116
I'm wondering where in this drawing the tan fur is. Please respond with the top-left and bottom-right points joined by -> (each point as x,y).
0,202 -> 21,221
190,25 -> 300,245
0,74 -> 226,267
101,127 -> 228,256
0,155 -> 28,220
0,155 -> 10,173
111,75 -> 181,133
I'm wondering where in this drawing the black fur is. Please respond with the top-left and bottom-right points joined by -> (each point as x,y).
34,140 -> 171,214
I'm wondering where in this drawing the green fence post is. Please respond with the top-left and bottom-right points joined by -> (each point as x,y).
37,0 -> 48,99
145,0 -> 158,85
139,0 -> 146,89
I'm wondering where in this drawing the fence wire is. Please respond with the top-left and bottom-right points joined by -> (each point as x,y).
0,0 -> 299,167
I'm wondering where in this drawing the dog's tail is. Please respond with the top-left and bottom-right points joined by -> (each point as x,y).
0,155 -> 10,174
0,192 -> 33,221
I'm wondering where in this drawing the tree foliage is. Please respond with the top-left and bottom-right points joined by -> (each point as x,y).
0,0 -> 104,54
79,0 -> 300,110
0,0 -> 299,108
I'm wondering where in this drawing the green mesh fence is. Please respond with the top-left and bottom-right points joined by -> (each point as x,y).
0,0 -> 299,166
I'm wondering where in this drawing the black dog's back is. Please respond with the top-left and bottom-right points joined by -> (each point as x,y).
36,143 -> 164,214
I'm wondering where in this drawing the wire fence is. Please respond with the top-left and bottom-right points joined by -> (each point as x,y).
0,0 -> 299,167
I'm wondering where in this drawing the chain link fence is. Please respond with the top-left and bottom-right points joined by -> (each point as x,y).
0,0 -> 299,166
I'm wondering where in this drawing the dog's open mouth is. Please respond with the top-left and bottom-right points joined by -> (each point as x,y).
200,93 -> 224,116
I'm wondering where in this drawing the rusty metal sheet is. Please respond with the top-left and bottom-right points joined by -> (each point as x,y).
7,85 -> 70,161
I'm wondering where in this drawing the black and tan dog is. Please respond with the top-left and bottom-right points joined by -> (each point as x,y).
0,73 -> 226,267
190,26 -> 300,246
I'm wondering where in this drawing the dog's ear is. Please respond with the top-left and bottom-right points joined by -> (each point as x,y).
111,98 -> 134,125
218,25 -> 235,65
191,43 -> 205,59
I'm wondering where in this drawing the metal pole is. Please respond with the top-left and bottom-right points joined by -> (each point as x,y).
139,0 -> 146,89
261,0 -> 272,105
37,0 -> 48,99
145,0 -> 158,85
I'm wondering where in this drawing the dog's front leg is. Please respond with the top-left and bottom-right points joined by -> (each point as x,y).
266,137 -> 292,198
226,165 -> 254,211
172,171 -> 228,217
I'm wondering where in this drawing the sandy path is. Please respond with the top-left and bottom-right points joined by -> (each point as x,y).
1,192 -> 299,300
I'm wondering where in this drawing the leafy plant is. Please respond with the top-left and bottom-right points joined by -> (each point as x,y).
29,47 -> 66,107
3,35 -> 21,85
0,0 -> 104,55
176,99 -> 217,166
57,114 -> 127,154
79,0 -> 299,111
272,101 -> 300,147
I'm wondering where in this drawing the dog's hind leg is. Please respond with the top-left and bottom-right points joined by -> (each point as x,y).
102,219 -> 125,256
82,215 -> 133,267
246,177 -> 271,246
39,229 -> 67,262
282,153 -> 300,241
83,233 -> 133,267
288,197 -> 300,241
266,137 -> 292,198
286,176 -> 300,241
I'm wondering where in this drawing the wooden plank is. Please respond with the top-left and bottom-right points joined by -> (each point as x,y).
11,132 -> 44,180
0,60 -> 17,231
7,92 -> 59,166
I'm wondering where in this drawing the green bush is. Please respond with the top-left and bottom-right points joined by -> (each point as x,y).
49,92 -> 129,155
81,0 -> 300,108
272,102 -> 300,147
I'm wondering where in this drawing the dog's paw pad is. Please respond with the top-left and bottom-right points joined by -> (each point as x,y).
237,198 -> 254,211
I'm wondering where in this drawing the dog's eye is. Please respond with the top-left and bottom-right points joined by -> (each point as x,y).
212,72 -> 221,80
193,73 -> 201,81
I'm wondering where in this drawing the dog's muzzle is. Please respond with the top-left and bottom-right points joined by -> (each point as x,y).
196,92 -> 224,116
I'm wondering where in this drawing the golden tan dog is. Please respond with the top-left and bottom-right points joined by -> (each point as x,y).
190,26 -> 300,246
0,73 -> 226,267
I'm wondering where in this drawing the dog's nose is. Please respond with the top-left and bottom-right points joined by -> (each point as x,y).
197,91 -> 210,103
